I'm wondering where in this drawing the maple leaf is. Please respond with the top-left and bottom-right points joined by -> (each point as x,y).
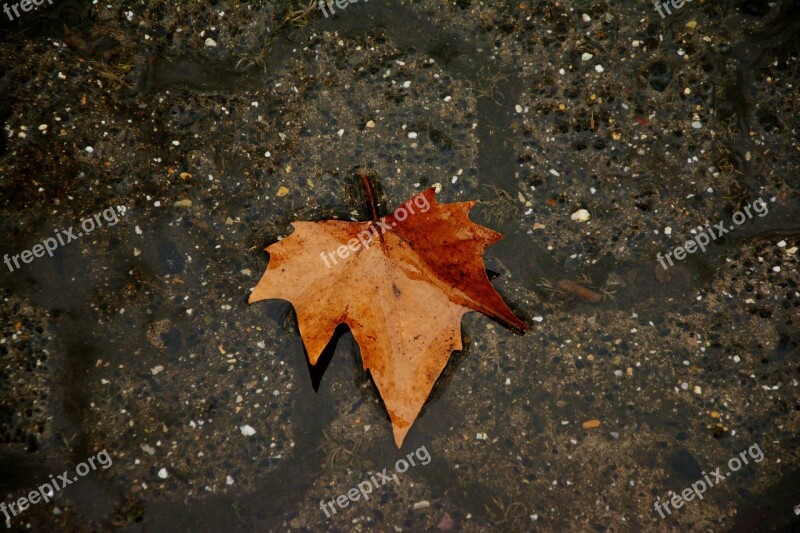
248,187 -> 526,446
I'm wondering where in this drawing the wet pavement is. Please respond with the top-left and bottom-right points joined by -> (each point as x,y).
1,0 -> 799,531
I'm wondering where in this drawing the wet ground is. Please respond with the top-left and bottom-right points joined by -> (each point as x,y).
1,0 -> 799,531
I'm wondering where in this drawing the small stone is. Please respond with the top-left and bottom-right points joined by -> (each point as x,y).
226,476 -> 234,485
686,20 -> 697,29
85,146 -> 94,153
581,52 -> 593,61
533,223 -> 545,230
570,209 -> 591,222
692,121 -> 702,129
402,81 -> 411,88
777,240 -> 787,248
437,511 -> 454,531
240,424 -> 256,437
610,432 -> 619,439
366,120 -> 376,128
693,385 -> 702,394
413,501 -> 430,510
173,199 -> 192,208
151,365 -> 164,375
408,132 -> 418,139
157,468 -> 168,479
785,246 -> 798,255
582,419 -> 601,429
664,226 -> 672,235
140,444 -> 156,455
710,411 -> 721,418
733,355 -> 741,363
594,64 -> 604,73
205,37 -> 217,47
582,13 -> 591,22
276,186 -> 290,197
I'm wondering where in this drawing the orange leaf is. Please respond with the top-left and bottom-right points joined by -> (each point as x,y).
248,188 -> 526,446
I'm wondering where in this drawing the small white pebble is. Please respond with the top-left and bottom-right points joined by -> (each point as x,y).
337,129 -> 344,137
205,37 -> 218,47
595,64 -> 604,73
408,132 -> 418,139
515,104 -> 522,113
582,13 -> 591,22
570,209 -> 591,222
777,240 -> 787,248
693,385 -> 702,394
733,355 -> 741,363
402,80 -> 411,88
157,468 -> 168,479
772,266 -> 781,272
226,476 -> 234,485
85,146 -> 94,153
581,52 -> 593,61
240,425 -> 256,437
692,121 -> 702,129
664,226 -> 672,235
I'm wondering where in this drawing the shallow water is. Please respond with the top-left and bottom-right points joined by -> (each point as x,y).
1,0 -> 799,531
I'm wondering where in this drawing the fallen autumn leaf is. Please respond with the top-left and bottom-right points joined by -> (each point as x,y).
249,181 -> 526,446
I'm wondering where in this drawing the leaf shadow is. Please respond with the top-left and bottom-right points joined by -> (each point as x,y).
305,323 -> 350,392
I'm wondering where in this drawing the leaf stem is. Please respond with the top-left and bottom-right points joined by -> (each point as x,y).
359,172 -> 379,223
